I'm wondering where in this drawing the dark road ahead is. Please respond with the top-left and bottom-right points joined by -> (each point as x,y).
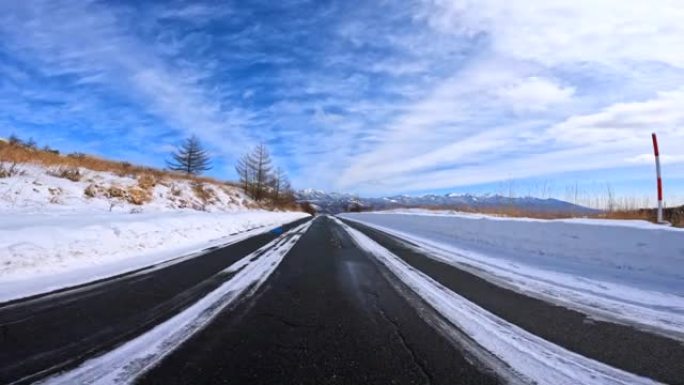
137,216 -> 500,385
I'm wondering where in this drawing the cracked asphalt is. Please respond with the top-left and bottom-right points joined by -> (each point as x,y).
137,216 -> 500,385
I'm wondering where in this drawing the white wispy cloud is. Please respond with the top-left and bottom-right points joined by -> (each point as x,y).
421,0 -> 684,67
496,77 -> 575,113
0,0 -> 251,156
336,0 -> 684,195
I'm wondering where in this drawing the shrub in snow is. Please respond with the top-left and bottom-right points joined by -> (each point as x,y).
107,185 -> 126,198
170,184 -> 182,196
84,184 -> 102,198
126,186 -> 151,205
137,174 -> 156,190
47,166 -> 82,182
48,187 -> 63,204
0,162 -> 23,178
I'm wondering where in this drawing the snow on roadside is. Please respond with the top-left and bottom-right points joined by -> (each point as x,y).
0,211 -> 309,302
362,208 -> 684,230
340,212 -> 684,340
0,162 -> 309,302
335,218 -> 659,385
38,220 -> 313,385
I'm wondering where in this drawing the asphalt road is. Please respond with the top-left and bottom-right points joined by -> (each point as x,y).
136,216 -> 500,385
0,217 -> 310,385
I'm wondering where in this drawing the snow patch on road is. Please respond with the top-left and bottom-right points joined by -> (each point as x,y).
336,218 -> 659,385
37,219 -> 312,385
0,211 -> 308,302
340,212 -> 684,340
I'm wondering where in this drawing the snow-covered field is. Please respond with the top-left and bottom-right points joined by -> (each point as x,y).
340,211 -> 684,340
0,163 -> 308,302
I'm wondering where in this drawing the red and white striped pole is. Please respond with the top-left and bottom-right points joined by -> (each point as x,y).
651,132 -> 663,223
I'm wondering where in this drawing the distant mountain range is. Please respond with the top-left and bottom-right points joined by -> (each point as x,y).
295,189 -> 599,215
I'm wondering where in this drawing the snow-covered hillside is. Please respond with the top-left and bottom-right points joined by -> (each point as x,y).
0,163 -> 308,301
1,164 -> 256,213
340,211 -> 684,340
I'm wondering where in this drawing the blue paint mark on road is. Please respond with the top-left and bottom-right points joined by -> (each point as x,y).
270,226 -> 284,235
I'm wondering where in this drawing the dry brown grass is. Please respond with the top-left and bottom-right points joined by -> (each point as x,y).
137,174 -> 157,190
394,204 -> 683,228
88,184 -> 152,205
126,186 -> 152,205
600,207 -> 684,227
475,206 -> 578,220
406,205 -> 581,220
192,183 -> 216,204
600,210 -> 651,221
107,185 -> 126,199
667,206 -> 684,227
0,141 -> 224,186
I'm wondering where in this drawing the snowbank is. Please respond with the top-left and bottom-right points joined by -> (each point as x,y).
0,210 -> 308,301
342,211 -> 684,290
340,211 -> 684,339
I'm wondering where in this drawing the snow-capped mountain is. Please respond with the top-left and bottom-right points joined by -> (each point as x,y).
295,190 -> 598,214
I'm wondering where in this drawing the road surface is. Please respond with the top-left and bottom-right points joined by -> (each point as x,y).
1,215 -> 681,384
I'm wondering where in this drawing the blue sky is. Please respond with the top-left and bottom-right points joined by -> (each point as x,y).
1,0 -> 683,206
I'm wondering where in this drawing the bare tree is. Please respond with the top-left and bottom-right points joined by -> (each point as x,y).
8,134 -> 21,146
269,167 -> 286,202
271,167 -> 297,205
167,135 -> 212,175
253,144 -> 273,201
236,144 -> 273,201
235,144 -> 298,206
235,152 -> 256,198
24,137 -> 37,150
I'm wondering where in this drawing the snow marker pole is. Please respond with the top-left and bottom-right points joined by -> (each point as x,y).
652,133 -> 663,223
